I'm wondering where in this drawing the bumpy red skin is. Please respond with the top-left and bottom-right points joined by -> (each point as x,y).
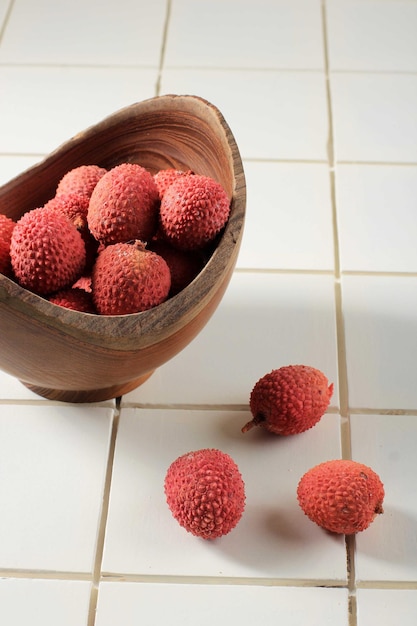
91,241 -> 171,315
56,165 -> 107,199
49,287 -> 96,313
0,214 -> 16,277
149,239 -> 203,296
153,168 -> 194,199
164,448 -> 245,539
88,163 -> 159,245
243,365 -> 333,435
10,207 -> 86,295
159,174 -> 231,251
297,460 -> 385,534
44,193 -> 90,228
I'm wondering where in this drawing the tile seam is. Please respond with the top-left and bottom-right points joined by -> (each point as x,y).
86,399 -> 121,626
155,0 -> 172,96
0,0 -> 14,46
321,4 -> 357,626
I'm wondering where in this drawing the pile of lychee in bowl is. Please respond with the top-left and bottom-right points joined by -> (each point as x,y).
0,95 -> 246,403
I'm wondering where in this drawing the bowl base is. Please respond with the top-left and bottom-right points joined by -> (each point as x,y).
21,370 -> 155,403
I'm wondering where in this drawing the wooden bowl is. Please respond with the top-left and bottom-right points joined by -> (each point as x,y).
0,94 -> 246,403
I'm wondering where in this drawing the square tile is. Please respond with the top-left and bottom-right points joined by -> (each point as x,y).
351,414 -> 417,582
165,0 -> 324,70
102,408 -> 345,579
342,274 -> 417,409
0,66 -> 158,154
0,579 -> 91,626
123,271 -> 339,407
357,589 -> 417,626
96,582 -> 349,626
327,0 -> 417,72
0,405 -> 113,572
238,161 -> 334,270
331,73 -> 417,163
0,0 -> 166,66
160,69 -> 329,160
336,164 -> 417,272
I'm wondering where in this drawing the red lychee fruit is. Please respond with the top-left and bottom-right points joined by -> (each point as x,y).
10,206 -> 86,295
43,192 -> 90,230
87,163 -> 159,245
159,174 -> 231,251
0,214 -> 16,277
297,459 -> 385,534
164,448 -> 246,540
72,274 -> 92,293
148,239 -> 203,296
49,287 -> 96,313
91,240 -> 171,315
242,365 -> 333,435
153,168 -> 194,199
56,164 -> 107,199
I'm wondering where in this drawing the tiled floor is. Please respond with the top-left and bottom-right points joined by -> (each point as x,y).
0,1 -> 416,625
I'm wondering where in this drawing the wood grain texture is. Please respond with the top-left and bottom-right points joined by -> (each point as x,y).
0,95 -> 246,402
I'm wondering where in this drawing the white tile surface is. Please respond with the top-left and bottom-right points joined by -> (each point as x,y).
102,408 -> 345,580
351,414 -> 417,582
336,164 -> 417,272
0,578 -> 91,626
0,0 -> 416,616
160,70 -> 329,160
238,161 -> 334,270
327,0 -> 417,72
165,0 -> 324,69
0,0 -> 9,29
0,405 -> 113,572
357,589 -> 417,626
0,66 -> 158,154
342,274 -> 417,410
0,0 -> 166,66
123,271 -> 339,407
96,582 -> 349,626
331,73 -> 417,163
0,155 -> 44,187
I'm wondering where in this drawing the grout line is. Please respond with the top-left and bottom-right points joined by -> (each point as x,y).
320,0 -> 350,427
0,569 -> 91,581
86,398 -> 121,626
321,3 -> 357,626
155,0 -> 172,96
0,0 -> 15,45
99,573 -> 348,588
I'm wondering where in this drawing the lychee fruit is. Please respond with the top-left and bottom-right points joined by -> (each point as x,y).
10,206 -> 86,295
297,459 -> 385,534
159,174 -> 231,251
49,287 -> 96,313
72,274 -> 92,293
91,240 -> 171,315
43,192 -> 90,230
242,365 -> 333,435
0,214 -> 16,277
56,164 -> 107,199
87,163 -> 159,245
43,193 -> 99,269
153,168 -> 194,199
164,448 -> 246,540
148,239 -> 203,296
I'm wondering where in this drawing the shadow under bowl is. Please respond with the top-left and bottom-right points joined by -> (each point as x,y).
0,94 -> 246,403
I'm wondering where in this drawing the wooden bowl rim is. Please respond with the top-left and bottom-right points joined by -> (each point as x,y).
0,94 -> 246,351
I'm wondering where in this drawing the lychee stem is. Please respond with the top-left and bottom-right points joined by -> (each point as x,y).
241,413 -> 265,434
